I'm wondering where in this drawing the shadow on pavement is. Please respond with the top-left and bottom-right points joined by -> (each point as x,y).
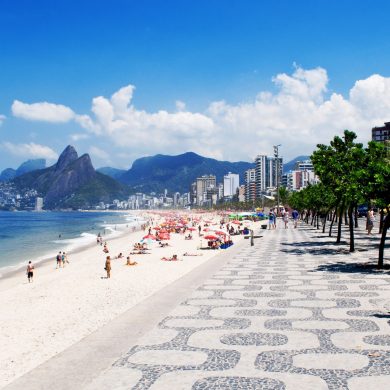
281,241 -> 348,247
313,261 -> 390,274
373,313 -> 390,319
280,247 -> 351,256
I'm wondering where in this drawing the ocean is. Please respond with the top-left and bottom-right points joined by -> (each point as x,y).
0,211 -> 145,277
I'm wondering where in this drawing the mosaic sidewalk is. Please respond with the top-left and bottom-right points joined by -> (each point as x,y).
86,224 -> 390,390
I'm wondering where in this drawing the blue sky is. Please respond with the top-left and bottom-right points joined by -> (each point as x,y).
1,0 -> 390,170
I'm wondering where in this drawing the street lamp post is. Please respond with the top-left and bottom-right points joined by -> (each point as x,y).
273,144 -> 281,216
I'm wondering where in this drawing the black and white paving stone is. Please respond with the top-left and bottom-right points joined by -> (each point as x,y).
86,224 -> 390,390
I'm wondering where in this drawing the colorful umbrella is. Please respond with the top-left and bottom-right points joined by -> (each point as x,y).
204,234 -> 218,240
143,234 -> 157,240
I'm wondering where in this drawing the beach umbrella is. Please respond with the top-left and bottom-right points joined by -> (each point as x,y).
143,234 -> 157,240
203,227 -> 211,232
187,227 -> 196,231
153,227 -> 161,230
214,230 -> 227,236
204,234 -> 218,240
232,220 -> 241,224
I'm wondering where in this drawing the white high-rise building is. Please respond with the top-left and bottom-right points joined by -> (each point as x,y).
35,197 -> 43,211
255,155 -> 283,196
223,172 -> 240,197
245,168 -> 256,202
295,160 -> 314,172
196,175 -> 216,205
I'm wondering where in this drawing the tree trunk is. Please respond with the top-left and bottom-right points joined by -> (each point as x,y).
344,210 -> 348,225
379,209 -> 384,234
329,208 -> 336,237
378,210 -> 389,269
348,206 -> 355,252
317,214 -> 320,230
323,211 -> 329,233
311,211 -> 315,225
354,206 -> 358,228
337,204 -> 344,243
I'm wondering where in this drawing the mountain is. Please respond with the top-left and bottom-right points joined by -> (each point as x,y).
0,168 -> 17,182
97,167 -> 126,180
16,159 -> 46,176
13,146 -> 130,209
117,152 -> 254,193
0,159 -> 46,181
283,155 -> 311,173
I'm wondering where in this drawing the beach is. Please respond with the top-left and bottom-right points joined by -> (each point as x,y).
0,211 -> 249,388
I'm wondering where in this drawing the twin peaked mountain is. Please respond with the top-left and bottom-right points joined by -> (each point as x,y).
11,145 -> 254,209
13,146 -> 129,209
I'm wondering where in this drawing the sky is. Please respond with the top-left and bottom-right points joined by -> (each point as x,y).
1,0 -> 390,171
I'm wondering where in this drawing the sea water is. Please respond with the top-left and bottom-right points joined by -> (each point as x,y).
0,211 -> 145,277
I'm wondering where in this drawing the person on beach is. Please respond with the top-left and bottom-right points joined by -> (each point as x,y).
56,252 -> 62,268
105,256 -> 111,278
103,244 -> 109,253
125,256 -> 137,266
161,254 -> 179,261
61,251 -> 67,267
26,261 -> 34,283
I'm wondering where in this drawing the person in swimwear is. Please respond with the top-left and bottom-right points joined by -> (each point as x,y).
161,254 -> 179,261
26,261 -> 34,283
125,256 -> 137,266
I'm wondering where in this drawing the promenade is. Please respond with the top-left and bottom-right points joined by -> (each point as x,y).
6,221 -> 390,390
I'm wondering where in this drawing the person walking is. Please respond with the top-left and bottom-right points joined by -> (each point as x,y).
105,256 -> 111,278
367,208 -> 375,235
56,252 -> 62,269
292,209 -> 299,228
269,210 -> 274,230
26,261 -> 34,283
63,252 -> 69,265
283,209 -> 289,229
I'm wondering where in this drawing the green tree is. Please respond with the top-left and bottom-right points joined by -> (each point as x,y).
312,130 -> 366,252
278,187 -> 290,206
363,141 -> 390,268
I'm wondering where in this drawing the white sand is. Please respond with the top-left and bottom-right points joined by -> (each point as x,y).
0,211 -> 248,387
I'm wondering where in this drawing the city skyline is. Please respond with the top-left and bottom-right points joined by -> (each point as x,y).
1,1 -> 390,170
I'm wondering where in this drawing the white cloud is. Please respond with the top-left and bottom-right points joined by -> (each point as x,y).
70,133 -> 90,141
88,146 -> 112,167
175,100 -> 186,111
12,100 -> 75,123
89,146 -> 109,160
10,67 -> 390,162
1,142 -> 58,160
